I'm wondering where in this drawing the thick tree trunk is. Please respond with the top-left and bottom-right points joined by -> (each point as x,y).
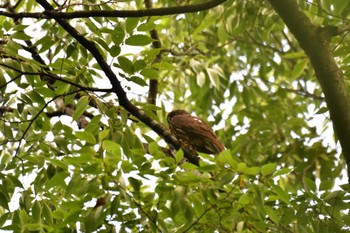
268,0 -> 350,182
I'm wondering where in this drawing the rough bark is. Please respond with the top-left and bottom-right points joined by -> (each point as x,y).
268,0 -> 350,182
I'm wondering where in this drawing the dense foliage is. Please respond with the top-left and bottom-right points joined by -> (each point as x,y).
1,0 -> 350,232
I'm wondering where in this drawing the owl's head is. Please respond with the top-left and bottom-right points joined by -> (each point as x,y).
167,109 -> 190,123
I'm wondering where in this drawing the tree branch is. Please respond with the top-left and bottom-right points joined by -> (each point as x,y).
0,63 -> 112,92
268,0 -> 350,182
145,0 -> 161,106
35,0 -> 199,165
1,0 -> 227,19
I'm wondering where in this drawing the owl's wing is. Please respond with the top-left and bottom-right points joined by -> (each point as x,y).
172,114 -> 224,154
192,117 -> 225,154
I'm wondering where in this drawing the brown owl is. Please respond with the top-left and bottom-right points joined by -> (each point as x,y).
167,110 -> 224,154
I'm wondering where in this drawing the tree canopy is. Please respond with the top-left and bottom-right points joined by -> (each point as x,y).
1,0 -> 350,232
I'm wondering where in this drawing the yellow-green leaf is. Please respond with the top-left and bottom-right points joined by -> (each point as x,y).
261,163 -> 277,176
75,131 -> 96,144
72,95 -> 89,121
207,68 -> 220,89
291,59 -> 308,79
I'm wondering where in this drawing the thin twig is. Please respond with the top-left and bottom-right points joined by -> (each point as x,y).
14,89 -> 83,158
0,63 -> 113,92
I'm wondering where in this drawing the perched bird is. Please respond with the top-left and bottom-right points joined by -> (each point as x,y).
167,109 -> 224,154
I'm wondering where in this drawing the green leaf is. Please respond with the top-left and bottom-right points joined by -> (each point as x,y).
237,163 -> 260,175
111,26 -> 125,45
72,95 -> 89,121
217,24 -> 229,43
137,21 -> 156,31
75,131 -> 96,144
42,203 -> 53,226
0,212 -> 11,227
238,192 -> 252,205
182,198 -> 194,222
46,172 -> 69,189
121,160 -> 135,173
12,24 -> 29,31
218,172 -> 235,186
0,191 -> 9,210
125,35 -> 153,46
64,154 -> 94,164
146,141 -> 157,154
175,149 -> 184,164
140,67 -> 158,79
304,177 -> 317,192
35,87 -> 56,98
99,129 -> 110,141
291,59 -> 308,79
28,90 -> 46,106
2,20 -> 13,31
196,71 -> 206,87
319,180 -> 334,191
38,37 -> 56,53
66,44 -> 76,58
180,162 -> 199,170
84,206 -> 103,232
315,107 -> 328,114
195,12 -> 216,35
32,201 -> 42,223
192,196 -> 205,217
102,140 -> 120,152
47,159 -> 68,170
110,45 -> 121,57
216,149 -> 237,168
118,56 -> 134,74
65,209 -> 81,223
271,185 -> 291,205
11,31 -> 31,40
85,115 -> 102,134
265,206 -> 279,224
26,224 -> 42,231
0,75 -> 7,92
8,175 -> 24,189
12,210 -> 22,227
282,51 -> 306,59
198,165 -> 216,172
242,87 -> 250,107
334,1 -> 349,14
207,68 -> 220,89
128,76 -> 147,86
324,190 -> 345,201
273,168 -> 293,177
125,18 -> 139,34
133,60 -> 146,72
128,177 -> 141,192
55,81 -> 71,95
261,163 -> 277,176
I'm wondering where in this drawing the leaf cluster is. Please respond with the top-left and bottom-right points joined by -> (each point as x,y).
0,0 -> 350,232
